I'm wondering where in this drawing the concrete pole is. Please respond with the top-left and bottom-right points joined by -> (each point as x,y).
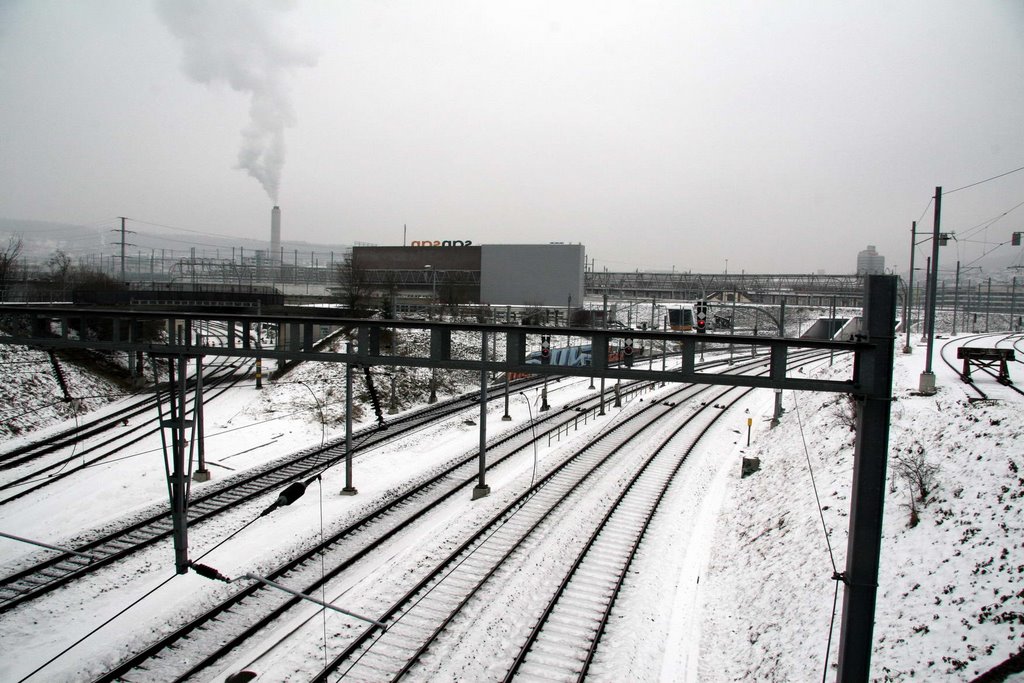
919,187 -> 942,394
662,314 -> 667,386
193,354 -> 211,482
729,287 -> 737,364
1010,277 -> 1018,331
502,372 -> 512,421
472,331 -> 491,500
904,221 -> 916,353
341,342 -> 357,495
952,261 -> 961,335
170,357 -> 189,574
985,277 -> 992,332
920,257 -> 931,342
388,373 -> 399,414
770,388 -> 783,428
772,298 -> 786,422
829,294 -> 837,366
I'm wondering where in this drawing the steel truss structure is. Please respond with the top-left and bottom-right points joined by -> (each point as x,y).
0,275 -> 897,682
587,271 -> 869,306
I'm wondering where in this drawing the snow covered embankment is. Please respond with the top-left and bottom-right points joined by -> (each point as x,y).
700,353 -> 1023,682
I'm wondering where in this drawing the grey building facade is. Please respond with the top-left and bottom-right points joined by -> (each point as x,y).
480,244 -> 586,307
856,245 -> 885,275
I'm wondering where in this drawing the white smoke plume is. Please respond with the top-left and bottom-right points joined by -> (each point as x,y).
156,0 -> 317,202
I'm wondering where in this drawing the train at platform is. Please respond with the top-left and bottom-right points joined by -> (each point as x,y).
666,304 -> 696,332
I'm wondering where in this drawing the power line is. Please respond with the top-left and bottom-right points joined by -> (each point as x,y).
914,197 -> 934,225
129,217 -> 273,243
955,198 -> 1024,241
945,164 -> 1024,195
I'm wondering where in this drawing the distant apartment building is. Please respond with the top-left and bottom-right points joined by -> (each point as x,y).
857,245 -> 885,275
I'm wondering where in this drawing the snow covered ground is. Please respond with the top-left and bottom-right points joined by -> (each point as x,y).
0,326 -> 1021,682
700,333 -> 1024,682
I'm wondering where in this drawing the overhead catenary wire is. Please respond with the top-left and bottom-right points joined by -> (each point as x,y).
1,409 -> 307,490
17,509 -> 266,682
16,573 -> 179,683
914,197 -> 934,226
944,164 -> 1024,195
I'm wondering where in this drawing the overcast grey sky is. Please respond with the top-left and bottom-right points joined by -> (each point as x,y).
1,0 -> 1022,274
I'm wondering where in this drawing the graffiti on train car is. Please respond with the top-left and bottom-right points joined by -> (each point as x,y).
506,343 -> 641,380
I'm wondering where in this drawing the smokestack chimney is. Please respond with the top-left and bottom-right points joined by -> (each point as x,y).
271,206 -> 281,263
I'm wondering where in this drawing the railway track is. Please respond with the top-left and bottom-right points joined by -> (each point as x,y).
311,358 -> 803,683
0,357 -> 251,502
502,382 -> 748,681
83,374 -> 670,682
0,354 -> 244,470
0,368 -> 651,615
85,350 -> 825,683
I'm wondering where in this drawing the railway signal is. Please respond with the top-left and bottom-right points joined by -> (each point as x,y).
624,337 -> 634,367
540,335 -> 551,364
1013,231 -> 1022,246
695,301 -> 707,333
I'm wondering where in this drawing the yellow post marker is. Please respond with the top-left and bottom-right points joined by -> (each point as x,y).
746,417 -> 753,447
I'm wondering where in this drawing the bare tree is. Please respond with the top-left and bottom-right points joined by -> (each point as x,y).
830,394 -> 858,431
48,249 -> 74,294
892,442 -> 940,504
0,235 -> 24,300
334,253 -> 376,312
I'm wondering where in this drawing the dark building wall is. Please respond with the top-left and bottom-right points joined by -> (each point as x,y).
351,244 -> 585,307
352,246 -> 481,270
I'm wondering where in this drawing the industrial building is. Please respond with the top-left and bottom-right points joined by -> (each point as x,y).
350,243 -> 585,307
